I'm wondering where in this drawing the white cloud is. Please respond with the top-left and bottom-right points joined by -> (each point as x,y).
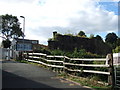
99,0 -> 120,2
0,0 -> 118,45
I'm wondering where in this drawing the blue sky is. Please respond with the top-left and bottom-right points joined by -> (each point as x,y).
99,2 -> 118,15
0,0 -> 119,45
98,1 -> 119,38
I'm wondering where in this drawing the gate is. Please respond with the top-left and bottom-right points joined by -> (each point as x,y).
114,65 -> 120,88
113,53 -> 120,88
0,48 -> 18,60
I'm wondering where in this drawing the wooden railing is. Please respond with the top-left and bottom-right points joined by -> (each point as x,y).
24,52 -> 114,85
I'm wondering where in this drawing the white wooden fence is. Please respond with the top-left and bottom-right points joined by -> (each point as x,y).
24,52 -> 115,85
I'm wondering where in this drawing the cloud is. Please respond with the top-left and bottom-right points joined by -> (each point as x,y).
0,0 -> 118,45
99,0 -> 120,2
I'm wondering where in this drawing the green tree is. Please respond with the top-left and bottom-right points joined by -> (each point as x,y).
105,32 -> 118,49
78,31 -> 86,37
2,39 -> 11,48
95,35 -> 103,42
0,14 -> 23,48
116,38 -> 120,46
113,46 -> 120,53
105,32 -> 118,44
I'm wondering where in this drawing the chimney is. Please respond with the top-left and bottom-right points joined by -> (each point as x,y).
53,31 -> 57,40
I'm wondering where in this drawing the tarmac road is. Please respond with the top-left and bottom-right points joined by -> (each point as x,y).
2,60 -> 91,89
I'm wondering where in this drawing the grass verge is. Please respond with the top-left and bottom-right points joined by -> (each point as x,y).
58,73 -> 111,89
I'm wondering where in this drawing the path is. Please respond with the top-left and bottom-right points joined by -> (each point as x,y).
2,60 -> 91,89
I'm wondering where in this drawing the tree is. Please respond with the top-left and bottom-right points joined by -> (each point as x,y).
105,32 -> 118,49
78,31 -> 86,37
2,39 -> 11,48
113,46 -> 120,53
105,32 -> 118,44
95,35 -> 103,42
89,34 -> 94,39
0,14 -> 23,48
116,38 -> 120,46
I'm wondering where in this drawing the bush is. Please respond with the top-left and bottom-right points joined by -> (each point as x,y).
50,49 -> 65,55
113,46 -> 120,53
48,48 -> 102,58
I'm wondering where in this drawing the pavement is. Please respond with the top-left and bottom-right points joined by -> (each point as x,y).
2,60 -> 92,89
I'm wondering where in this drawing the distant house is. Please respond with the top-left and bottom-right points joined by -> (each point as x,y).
11,38 -> 39,51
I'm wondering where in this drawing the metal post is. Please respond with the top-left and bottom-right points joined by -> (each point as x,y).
20,16 -> 25,60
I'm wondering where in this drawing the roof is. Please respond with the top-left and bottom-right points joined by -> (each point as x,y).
14,38 -> 39,44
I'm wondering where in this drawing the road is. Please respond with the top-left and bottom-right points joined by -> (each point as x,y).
2,60 -> 91,89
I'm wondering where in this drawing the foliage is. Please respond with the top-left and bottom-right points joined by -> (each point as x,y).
105,32 -> 118,44
78,31 -> 86,37
0,14 -> 23,48
95,35 -> 103,42
89,34 -> 94,39
48,48 -> 102,58
113,46 -> 120,53
1,14 -> 23,39
65,33 -> 74,36
105,32 -> 118,49
116,38 -> 120,46
58,73 -> 110,89
50,49 -> 65,55
2,39 -> 11,48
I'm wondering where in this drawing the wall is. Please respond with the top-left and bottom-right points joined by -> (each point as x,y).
48,33 -> 112,55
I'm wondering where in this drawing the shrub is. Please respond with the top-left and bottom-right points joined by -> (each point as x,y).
113,46 -> 120,53
48,48 -> 103,58
50,49 -> 65,55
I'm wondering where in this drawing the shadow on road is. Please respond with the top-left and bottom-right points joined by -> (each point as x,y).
2,60 -> 92,90
2,70 -> 91,90
2,70 -> 58,89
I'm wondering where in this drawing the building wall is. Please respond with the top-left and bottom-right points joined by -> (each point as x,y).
11,38 -> 39,51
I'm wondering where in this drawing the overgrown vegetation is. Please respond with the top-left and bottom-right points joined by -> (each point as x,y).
37,47 -> 104,58
48,31 -> 120,54
58,73 -> 111,89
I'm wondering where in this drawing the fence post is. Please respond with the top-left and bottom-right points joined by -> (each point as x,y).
63,56 -> 66,73
107,54 -> 115,88
8,49 -> 10,60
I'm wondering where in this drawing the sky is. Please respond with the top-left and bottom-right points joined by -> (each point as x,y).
0,0 -> 119,45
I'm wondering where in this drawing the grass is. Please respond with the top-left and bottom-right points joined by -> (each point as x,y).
15,59 -> 112,89
58,73 -> 111,89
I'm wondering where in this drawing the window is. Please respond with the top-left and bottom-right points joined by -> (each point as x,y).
32,41 -> 38,44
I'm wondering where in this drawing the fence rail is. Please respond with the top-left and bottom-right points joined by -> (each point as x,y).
24,52 -> 114,85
